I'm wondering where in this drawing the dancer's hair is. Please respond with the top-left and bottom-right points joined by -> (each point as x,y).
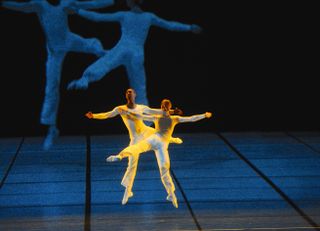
161,99 -> 172,112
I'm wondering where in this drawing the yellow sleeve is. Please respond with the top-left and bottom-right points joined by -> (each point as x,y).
92,107 -> 119,120
177,114 -> 206,123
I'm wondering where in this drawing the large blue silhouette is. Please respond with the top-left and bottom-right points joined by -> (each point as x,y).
67,0 -> 202,106
2,0 -> 115,150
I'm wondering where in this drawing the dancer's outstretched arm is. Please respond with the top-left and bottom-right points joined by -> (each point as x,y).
85,107 -> 120,120
2,1 -> 41,13
143,106 -> 183,116
143,106 -> 166,116
150,13 -> 202,33
73,0 -> 114,10
177,112 -> 212,123
76,8 -> 124,22
119,108 -> 156,122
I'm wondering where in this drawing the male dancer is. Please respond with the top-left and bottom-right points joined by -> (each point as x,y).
68,0 -> 202,106
107,99 -> 212,208
2,0 -> 114,150
86,89 -> 183,204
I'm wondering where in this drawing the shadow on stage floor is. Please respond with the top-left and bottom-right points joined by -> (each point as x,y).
1,132 -> 320,230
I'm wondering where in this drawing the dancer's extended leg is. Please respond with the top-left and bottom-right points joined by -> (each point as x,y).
70,33 -> 106,57
121,155 -> 139,204
155,148 -> 178,208
67,51 -> 122,90
127,55 -> 148,106
106,140 -> 150,162
41,49 -> 65,150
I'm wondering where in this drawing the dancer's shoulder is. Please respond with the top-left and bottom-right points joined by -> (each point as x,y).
170,115 -> 180,122
117,105 -> 127,109
136,104 -> 147,109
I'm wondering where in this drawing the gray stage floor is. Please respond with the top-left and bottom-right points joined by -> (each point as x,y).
1,132 -> 320,231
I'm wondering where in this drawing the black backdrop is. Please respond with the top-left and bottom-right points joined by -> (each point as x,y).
0,0 -> 319,137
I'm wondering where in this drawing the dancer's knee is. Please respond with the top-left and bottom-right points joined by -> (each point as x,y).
160,164 -> 170,176
119,151 -> 134,158
127,160 -> 138,171
128,156 -> 138,166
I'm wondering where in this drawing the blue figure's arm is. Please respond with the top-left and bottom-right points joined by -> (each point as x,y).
2,1 -> 41,13
151,13 -> 203,34
73,0 -> 114,10
151,13 -> 193,32
77,9 -> 124,22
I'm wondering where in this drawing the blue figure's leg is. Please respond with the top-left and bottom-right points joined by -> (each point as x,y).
126,55 -> 149,106
67,51 -> 122,90
69,33 -> 106,57
41,49 -> 65,150
43,125 -> 59,151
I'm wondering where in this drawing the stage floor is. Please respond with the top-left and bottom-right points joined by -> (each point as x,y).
1,132 -> 320,231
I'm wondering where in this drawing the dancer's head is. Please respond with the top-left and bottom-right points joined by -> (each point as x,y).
125,88 -> 136,103
126,0 -> 143,9
161,99 -> 172,112
47,0 -> 76,6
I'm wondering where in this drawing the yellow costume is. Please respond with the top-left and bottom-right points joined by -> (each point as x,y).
108,112 -> 208,208
91,104 -> 182,204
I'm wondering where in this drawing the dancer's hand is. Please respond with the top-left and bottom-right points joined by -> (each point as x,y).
170,107 -> 183,116
85,112 -> 93,119
205,112 -> 212,118
191,24 -> 203,34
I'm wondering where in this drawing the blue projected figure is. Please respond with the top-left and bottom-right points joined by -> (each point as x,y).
67,0 -> 202,106
2,0 -> 115,150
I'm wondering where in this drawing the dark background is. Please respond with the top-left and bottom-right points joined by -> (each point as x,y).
0,0 -> 319,137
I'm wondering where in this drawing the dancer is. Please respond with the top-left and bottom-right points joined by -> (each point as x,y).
106,99 -> 212,208
86,88 -> 183,204
67,0 -> 202,106
2,0 -> 115,150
